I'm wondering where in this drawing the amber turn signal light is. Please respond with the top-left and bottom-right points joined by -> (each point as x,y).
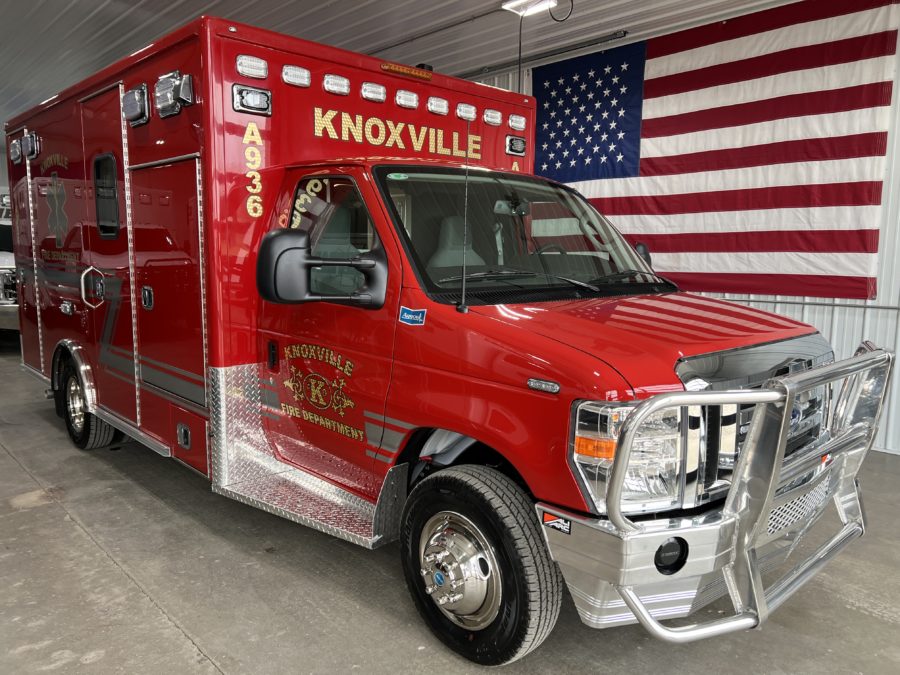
573,436 -> 616,461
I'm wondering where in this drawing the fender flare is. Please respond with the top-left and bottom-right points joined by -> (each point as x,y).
51,339 -> 98,413
409,428 -> 480,483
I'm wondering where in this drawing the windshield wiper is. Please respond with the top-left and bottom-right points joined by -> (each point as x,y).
439,267 -> 600,292
438,269 -> 534,283
591,269 -> 675,286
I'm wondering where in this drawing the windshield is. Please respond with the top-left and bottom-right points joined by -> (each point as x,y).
374,166 -> 670,304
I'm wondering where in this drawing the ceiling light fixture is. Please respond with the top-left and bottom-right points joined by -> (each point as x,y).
501,0 -> 558,17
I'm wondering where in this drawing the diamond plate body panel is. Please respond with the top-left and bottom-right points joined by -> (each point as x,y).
209,363 -> 399,548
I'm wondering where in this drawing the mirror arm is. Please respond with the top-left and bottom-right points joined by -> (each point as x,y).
305,256 -> 376,270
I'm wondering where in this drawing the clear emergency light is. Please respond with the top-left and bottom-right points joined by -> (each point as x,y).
395,90 -> 419,109
123,84 -> 150,127
232,84 -> 272,116
21,132 -> 41,160
324,74 -> 351,95
483,109 -> 502,126
236,55 -> 268,79
8,139 -> 22,164
456,103 -> 476,121
427,97 -> 449,115
508,114 -> 527,131
154,71 -> 194,118
361,82 -> 387,102
282,65 -> 311,87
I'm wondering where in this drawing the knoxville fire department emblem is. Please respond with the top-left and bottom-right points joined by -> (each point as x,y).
47,172 -> 68,247
284,366 -> 356,417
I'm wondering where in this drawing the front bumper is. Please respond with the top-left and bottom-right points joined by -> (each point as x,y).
537,344 -> 893,642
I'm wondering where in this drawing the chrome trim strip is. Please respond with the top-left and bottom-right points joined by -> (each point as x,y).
77,80 -> 123,103
93,406 -> 171,457
127,153 -> 200,171
118,82 -> 142,427
24,128 -> 44,373
141,380 -> 208,417
195,157 -> 209,407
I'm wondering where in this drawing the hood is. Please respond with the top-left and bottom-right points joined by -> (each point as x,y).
470,292 -> 816,395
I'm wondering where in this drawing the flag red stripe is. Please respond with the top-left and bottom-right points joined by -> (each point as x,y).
640,132 -> 889,176
621,229 -> 880,253
662,272 -> 877,299
642,82 -> 894,138
644,30 -> 898,100
590,182 -> 883,216
646,0 -> 896,59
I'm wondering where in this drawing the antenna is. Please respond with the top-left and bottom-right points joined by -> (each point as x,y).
457,120 -> 471,314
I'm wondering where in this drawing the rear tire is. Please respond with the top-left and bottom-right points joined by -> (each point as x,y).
59,361 -> 117,450
400,465 -> 563,666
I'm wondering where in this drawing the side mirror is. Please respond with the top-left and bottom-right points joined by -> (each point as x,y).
257,228 -> 387,308
634,241 -> 652,268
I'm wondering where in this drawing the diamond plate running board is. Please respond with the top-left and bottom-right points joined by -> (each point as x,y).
208,364 -> 404,549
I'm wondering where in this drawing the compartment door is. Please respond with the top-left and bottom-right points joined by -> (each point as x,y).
131,159 -> 206,408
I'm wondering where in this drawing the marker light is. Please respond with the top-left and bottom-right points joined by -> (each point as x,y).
509,114 -> 527,131
361,82 -> 387,102
282,65 -> 311,87
122,84 -> 150,127
427,96 -> 449,115
324,74 -> 351,95
483,109 -> 502,126
9,139 -> 22,164
395,90 -> 419,109
456,103 -> 476,121
236,55 -> 268,79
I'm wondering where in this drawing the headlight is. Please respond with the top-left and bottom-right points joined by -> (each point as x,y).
572,401 -> 683,514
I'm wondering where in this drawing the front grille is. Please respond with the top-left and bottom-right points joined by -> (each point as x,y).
0,270 -> 16,304
766,480 -> 830,535
679,336 -> 833,508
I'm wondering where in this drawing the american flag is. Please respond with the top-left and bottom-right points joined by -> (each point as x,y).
533,0 -> 900,299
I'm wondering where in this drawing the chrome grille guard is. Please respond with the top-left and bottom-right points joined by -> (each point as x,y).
607,343 -> 894,643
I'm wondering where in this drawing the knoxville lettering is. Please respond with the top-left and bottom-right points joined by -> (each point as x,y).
283,343 -> 354,377
314,107 -> 482,160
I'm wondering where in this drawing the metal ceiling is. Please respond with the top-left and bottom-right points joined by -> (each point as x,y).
0,0 -> 794,133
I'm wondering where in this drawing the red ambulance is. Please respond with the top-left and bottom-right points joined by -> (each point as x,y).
5,16 -> 894,665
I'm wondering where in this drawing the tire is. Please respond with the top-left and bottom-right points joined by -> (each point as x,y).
59,361 -> 117,450
400,465 -> 564,666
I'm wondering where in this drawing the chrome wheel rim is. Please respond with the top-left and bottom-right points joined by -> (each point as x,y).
66,375 -> 85,434
418,511 -> 502,630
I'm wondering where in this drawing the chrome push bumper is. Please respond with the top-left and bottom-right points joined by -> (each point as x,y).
537,344 -> 894,643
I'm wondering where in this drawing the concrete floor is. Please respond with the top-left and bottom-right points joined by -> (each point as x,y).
1,333 -> 899,674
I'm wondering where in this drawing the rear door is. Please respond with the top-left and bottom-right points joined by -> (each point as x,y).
80,88 -> 137,422
258,168 -> 400,498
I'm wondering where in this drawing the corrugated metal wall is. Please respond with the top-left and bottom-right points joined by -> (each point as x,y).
477,34 -> 900,455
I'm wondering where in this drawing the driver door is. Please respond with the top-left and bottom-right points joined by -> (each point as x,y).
258,168 -> 401,498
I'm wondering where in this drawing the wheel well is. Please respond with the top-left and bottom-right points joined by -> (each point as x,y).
395,429 -> 534,500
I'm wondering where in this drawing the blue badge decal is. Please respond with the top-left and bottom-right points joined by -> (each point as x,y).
399,306 -> 427,326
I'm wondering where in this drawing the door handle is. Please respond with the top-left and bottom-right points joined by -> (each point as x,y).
80,266 -> 104,309
60,300 -> 74,316
141,286 -> 154,310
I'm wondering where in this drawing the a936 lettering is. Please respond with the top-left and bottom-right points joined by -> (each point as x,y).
242,122 -> 264,218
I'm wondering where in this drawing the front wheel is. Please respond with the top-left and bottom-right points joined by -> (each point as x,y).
400,465 -> 564,665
